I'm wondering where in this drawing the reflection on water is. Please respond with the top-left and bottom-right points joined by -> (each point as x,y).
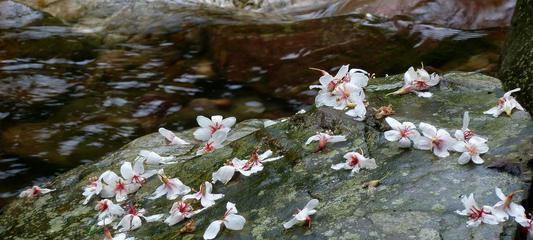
0,0 -> 511,207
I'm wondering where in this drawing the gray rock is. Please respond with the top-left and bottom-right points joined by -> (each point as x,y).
0,0 -> 43,29
0,72 -> 531,239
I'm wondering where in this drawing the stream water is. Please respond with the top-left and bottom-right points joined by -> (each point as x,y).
0,0 -> 513,207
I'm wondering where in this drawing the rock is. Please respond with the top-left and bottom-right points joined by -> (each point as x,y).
0,72 -> 531,239
0,0 -> 43,29
498,0 -> 532,114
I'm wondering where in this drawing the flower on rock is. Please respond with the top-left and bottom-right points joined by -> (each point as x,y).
212,165 -> 237,185
19,185 -> 55,198
306,131 -> 347,152
331,151 -> 377,175
159,127 -> 189,145
232,149 -> 283,176
494,187 -> 525,218
120,160 -> 157,192
182,181 -> 224,208
283,199 -> 319,229
452,137 -> 489,165
383,117 -> 420,148
115,205 -> 163,232
149,169 -> 191,200
164,201 -> 203,226
484,88 -> 524,117
196,129 -> 229,155
203,202 -> 246,240
516,215 -> 533,236
98,171 -> 132,202
454,112 -> 487,143
455,193 -> 506,227
387,66 -> 440,98
414,122 -> 455,158
103,227 -> 134,240
138,150 -> 176,165
96,199 -> 125,226
83,177 -> 101,204
193,115 -> 236,141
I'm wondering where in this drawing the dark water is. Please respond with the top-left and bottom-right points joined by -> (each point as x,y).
0,0 -> 510,207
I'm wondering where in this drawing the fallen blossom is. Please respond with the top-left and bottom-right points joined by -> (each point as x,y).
182,181 -> 224,208
120,159 -> 157,191
387,66 -> 440,98
455,193 -> 506,227
196,129 -> 229,155
516,215 -> 533,236
19,185 -> 55,198
484,88 -> 525,117
159,127 -> 189,145
203,202 -> 246,239
193,115 -> 236,141
138,150 -> 176,165
306,131 -> 347,152
148,169 -> 191,200
231,149 -> 283,176
383,117 -> 420,148
115,205 -> 163,232
494,187 -> 525,218
104,227 -> 134,240
452,137 -> 489,165
212,165 -> 237,185
414,122 -> 455,158
164,201 -> 203,226
96,199 -> 125,226
331,151 -> 377,175
453,112 -> 487,143
283,199 -> 319,229
82,176 -> 101,205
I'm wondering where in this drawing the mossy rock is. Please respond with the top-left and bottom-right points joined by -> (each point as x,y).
0,72 -> 531,239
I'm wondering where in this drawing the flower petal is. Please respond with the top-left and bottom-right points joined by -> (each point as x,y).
203,220 -> 223,240
197,116 -> 212,128
224,214 -> 246,230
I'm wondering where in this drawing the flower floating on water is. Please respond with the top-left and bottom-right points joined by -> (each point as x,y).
96,199 -> 125,226
306,131 -> 347,152
455,193 -> 506,227
19,185 -> 55,198
331,151 -> 377,175
149,169 -> 191,200
115,205 -> 163,232
164,201 -> 203,226
387,66 -> 440,98
452,137 -> 489,165
193,115 -> 236,141
283,199 -> 319,229
120,160 -> 157,192
138,150 -> 176,165
196,129 -> 229,155
493,187 -> 525,218
159,127 -> 189,145
203,202 -> 246,240
103,227 -> 134,240
453,112 -> 487,143
413,122 -> 455,158
484,88 -> 524,117
383,117 -> 420,148
182,181 -> 224,208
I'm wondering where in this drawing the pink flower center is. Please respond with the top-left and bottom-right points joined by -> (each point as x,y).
497,97 -> 506,107
463,130 -> 474,141
115,182 -> 126,193
178,203 -> 191,213
242,150 -> 260,171
468,207 -> 485,221
98,201 -> 109,212
132,175 -> 143,184
318,136 -> 328,151
413,79 -> 429,90
467,145 -> 478,156
431,137 -> 443,149
327,81 -> 339,92
128,206 -> 138,215
32,187 -> 41,196
399,128 -> 410,138
210,123 -> 222,134
103,228 -> 113,239
205,142 -> 215,153
349,156 -> 359,167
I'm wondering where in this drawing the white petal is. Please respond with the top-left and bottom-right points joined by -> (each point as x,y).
226,202 -> 238,214
457,153 -> 471,165
120,162 -> 134,180
471,155 -> 484,164
414,91 -> 433,98
159,127 -> 176,142
462,112 -> 470,130
384,130 -> 401,142
211,115 -> 223,124
222,117 -> 236,128
304,199 -> 319,211
194,128 -> 212,141
305,135 -> 320,145
212,166 -> 236,184
398,137 -> 412,148
197,116 -> 212,128
203,220 -> 223,240
334,65 -> 349,79
404,67 -> 417,84
328,135 -> 347,143
413,136 -> 432,150
130,216 -> 143,231
224,214 -> 246,230
148,185 -> 167,200
331,163 -> 347,170
165,213 -> 185,226
283,217 -> 299,229
483,107 -> 501,117
144,214 -> 164,222
433,146 -> 449,158
384,117 -> 402,130
419,122 -> 437,138
494,187 -> 506,200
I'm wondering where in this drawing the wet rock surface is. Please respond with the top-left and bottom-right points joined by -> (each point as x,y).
0,72 -> 531,239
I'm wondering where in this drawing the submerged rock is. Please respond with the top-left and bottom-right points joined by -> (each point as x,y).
0,72 -> 531,239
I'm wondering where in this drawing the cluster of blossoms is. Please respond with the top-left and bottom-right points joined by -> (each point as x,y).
310,65 -> 369,121
384,112 -> 489,164
456,188 -> 529,232
193,115 -> 235,155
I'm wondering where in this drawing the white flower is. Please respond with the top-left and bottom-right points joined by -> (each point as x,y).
96,199 -> 125,226
306,131 -> 347,152
452,137 -> 489,165
148,169 -> 191,200
182,181 -> 224,208
138,150 -> 176,165
212,165 -> 237,185
193,115 -> 236,141
103,227 -> 134,240
332,83 -> 366,111
484,88 -> 524,117
515,215 -> 533,235
158,127 -> 189,145
455,193 -> 506,227
19,185 -> 55,198
453,112 -> 487,143
120,159 -> 157,192
97,170 -> 121,199
100,173 -> 132,202
310,65 -> 368,109
413,122 -> 455,158
383,117 -> 420,148
82,177 -> 101,205
283,199 -> 319,229
164,201 -> 203,226
493,187 -> 525,218
231,150 -> 283,176
388,66 -> 439,98
196,129 -> 229,155
203,202 -> 246,239
331,152 -> 377,175
344,97 -> 367,121
115,206 -> 163,232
